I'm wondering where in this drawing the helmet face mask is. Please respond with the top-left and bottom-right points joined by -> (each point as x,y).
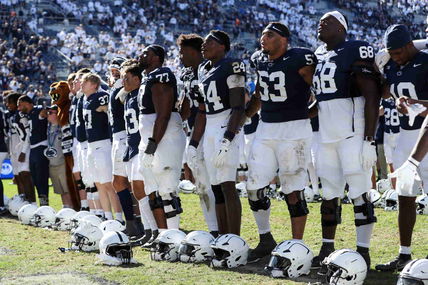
322,249 -> 367,285
266,255 -> 292,277
71,233 -> 94,251
106,244 -> 133,264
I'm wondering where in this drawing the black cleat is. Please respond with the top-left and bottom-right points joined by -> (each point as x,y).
131,229 -> 152,247
375,254 -> 412,272
80,207 -> 90,212
210,231 -> 219,238
312,243 -> 335,270
142,229 -> 159,249
125,219 -> 142,238
357,246 -> 371,269
0,207 -> 8,216
247,232 -> 277,263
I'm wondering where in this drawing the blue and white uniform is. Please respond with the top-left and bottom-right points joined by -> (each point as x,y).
381,98 -> 400,164
8,110 -> 30,174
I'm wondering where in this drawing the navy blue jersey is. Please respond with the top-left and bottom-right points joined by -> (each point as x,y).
180,66 -> 204,129
244,112 -> 259,135
313,40 -> 375,102
124,88 -> 141,161
7,110 -> 27,141
198,57 -> 246,115
75,96 -> 87,142
384,51 -> 428,130
251,48 -> 316,122
69,96 -> 78,138
0,108 -> 7,150
138,67 -> 179,115
381,98 -> 400,134
109,86 -> 126,134
28,105 -> 48,145
83,91 -> 110,143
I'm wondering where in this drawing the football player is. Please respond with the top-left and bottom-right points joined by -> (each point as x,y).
138,45 -> 186,230
375,25 -> 428,271
178,33 -> 219,236
4,92 -> 35,203
189,30 -> 246,235
381,97 -> 400,189
244,22 -> 316,262
107,57 -> 141,235
121,63 -> 157,246
81,73 -> 123,221
17,95 -> 50,206
67,73 -> 89,211
309,11 -> 381,269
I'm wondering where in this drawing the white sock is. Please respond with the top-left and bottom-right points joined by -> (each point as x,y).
399,246 -> 411,255
164,203 -> 180,229
115,212 -> 123,222
104,211 -> 113,220
90,209 -> 96,214
92,192 -> 99,200
322,239 -> 335,244
80,200 -> 89,208
199,186 -> 218,232
354,196 -> 374,248
139,197 -> 157,230
95,209 -> 104,217
252,208 -> 271,234
86,193 -> 93,200
137,199 -> 150,229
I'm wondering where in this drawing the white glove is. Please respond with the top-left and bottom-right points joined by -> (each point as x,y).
186,145 -> 198,171
213,138 -> 231,168
389,159 -> 420,195
361,140 -> 377,170
142,153 -> 154,168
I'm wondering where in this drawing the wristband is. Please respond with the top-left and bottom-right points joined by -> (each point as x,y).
224,130 -> 235,141
189,139 -> 199,148
408,157 -> 420,167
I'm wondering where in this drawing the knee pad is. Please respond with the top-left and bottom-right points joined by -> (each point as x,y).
353,193 -> 377,226
212,184 -> 225,205
247,186 -> 270,212
149,195 -> 163,210
163,195 -> 183,218
320,198 -> 342,227
88,186 -> 97,193
285,190 -> 309,218
75,179 -> 85,191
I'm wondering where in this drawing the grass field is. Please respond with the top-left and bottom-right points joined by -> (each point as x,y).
0,180 -> 427,285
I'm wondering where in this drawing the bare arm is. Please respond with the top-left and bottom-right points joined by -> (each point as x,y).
151,82 -> 173,144
189,104 -> 206,145
179,96 -> 191,121
244,84 -> 261,118
298,64 -> 316,86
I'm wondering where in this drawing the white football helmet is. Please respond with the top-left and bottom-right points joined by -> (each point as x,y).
31,206 -> 56,227
384,189 -> 399,211
18,204 -> 38,225
416,195 -> 428,215
235,182 -> 248,198
397,259 -> 428,285
210,234 -> 249,268
304,186 -> 315,203
266,240 -> 313,278
70,210 -> 91,231
322,249 -> 367,285
179,230 -> 215,263
178,180 -> 196,194
368,189 -> 382,207
53,208 -> 77,231
98,220 -> 126,233
8,195 -> 29,216
70,222 -> 103,252
376,178 -> 391,194
97,231 -> 135,265
151,229 -> 186,262
80,214 -> 103,227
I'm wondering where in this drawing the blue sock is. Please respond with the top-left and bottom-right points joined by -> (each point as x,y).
117,189 -> 135,220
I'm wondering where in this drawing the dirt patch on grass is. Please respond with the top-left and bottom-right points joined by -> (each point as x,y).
0,272 -> 119,285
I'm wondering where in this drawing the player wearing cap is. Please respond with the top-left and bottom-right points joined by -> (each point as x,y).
244,22 -> 316,262
138,44 -> 186,231
375,24 -> 428,271
189,30 -> 246,235
309,11 -> 381,269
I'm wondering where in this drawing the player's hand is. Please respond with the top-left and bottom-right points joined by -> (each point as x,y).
389,160 -> 420,194
18,152 -> 25,162
186,145 -> 198,171
142,153 -> 154,168
396,97 -> 409,115
213,138 -> 231,168
361,140 -> 377,170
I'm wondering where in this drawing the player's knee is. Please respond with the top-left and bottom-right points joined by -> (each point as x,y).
148,193 -> 163,210
162,194 -> 183,218
285,190 -> 309,217
352,193 -> 377,226
320,197 -> 342,226
247,186 -> 271,211
212,184 -> 225,205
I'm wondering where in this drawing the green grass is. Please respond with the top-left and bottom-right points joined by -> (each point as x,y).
1,180 -> 427,284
